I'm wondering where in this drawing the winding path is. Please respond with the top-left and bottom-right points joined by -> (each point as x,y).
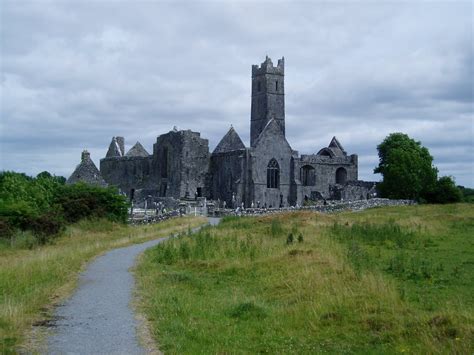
47,218 -> 220,354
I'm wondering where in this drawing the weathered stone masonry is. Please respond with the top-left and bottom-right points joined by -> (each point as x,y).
69,56 -> 376,206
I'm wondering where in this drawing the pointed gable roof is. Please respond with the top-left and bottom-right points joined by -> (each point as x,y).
253,118 -> 292,151
67,150 -> 107,187
106,137 -> 123,158
328,136 -> 346,157
212,126 -> 245,154
125,141 -> 149,157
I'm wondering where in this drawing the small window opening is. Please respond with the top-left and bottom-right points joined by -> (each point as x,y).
275,81 -> 278,91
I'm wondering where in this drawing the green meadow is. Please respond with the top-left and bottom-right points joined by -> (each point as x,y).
135,204 -> 473,354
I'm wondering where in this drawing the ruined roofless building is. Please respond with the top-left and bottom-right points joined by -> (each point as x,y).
69,56 -> 375,206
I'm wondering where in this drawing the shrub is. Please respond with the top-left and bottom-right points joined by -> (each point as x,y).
429,176 -> 462,204
27,211 -> 64,244
0,218 -> 14,239
54,183 -> 128,223
0,171 -> 128,245
458,186 -> 474,203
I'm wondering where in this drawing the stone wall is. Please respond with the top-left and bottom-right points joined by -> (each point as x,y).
152,130 -> 209,199
298,154 -> 358,200
209,149 -> 246,205
251,120 -> 295,208
100,156 -> 153,193
210,198 -> 415,217
329,180 -> 378,201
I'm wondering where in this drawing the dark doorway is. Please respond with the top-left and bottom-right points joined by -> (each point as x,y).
336,167 -> 347,184
160,182 -> 167,196
300,165 -> 315,186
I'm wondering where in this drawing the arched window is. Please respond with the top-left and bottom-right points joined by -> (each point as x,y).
267,158 -> 280,188
300,165 -> 315,186
336,167 -> 347,184
317,148 -> 333,157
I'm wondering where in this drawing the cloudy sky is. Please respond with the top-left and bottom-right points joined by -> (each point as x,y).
1,0 -> 473,186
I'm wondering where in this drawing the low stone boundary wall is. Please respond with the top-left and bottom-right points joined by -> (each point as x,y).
210,198 -> 415,217
128,209 -> 182,225
128,198 -> 415,224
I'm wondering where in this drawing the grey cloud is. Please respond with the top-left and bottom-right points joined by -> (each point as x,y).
1,0 -> 472,186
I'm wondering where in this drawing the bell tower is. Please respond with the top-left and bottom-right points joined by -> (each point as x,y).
250,56 -> 285,147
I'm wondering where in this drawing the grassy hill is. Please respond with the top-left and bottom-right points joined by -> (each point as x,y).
135,204 -> 473,354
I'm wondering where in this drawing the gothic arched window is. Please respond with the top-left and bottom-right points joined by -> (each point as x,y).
267,159 -> 280,188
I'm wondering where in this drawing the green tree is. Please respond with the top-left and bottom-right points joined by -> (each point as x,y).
374,133 -> 438,200
431,176 -> 462,204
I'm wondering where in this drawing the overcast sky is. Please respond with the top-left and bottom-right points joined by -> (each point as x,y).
1,0 -> 473,186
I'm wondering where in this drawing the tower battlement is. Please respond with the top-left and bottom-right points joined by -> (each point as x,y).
252,56 -> 284,77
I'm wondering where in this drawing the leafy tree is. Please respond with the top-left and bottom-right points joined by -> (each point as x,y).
431,176 -> 462,204
37,171 -> 66,185
374,133 -> 438,200
0,171 -> 51,212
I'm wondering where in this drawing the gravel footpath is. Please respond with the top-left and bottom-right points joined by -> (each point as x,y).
47,218 -> 220,354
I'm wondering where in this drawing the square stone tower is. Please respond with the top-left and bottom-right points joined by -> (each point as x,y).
250,56 -> 285,147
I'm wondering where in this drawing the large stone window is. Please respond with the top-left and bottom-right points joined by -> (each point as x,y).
336,167 -> 347,184
301,165 -> 315,186
267,158 -> 280,189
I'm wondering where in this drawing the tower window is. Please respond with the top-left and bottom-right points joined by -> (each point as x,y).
267,158 -> 280,189
275,81 -> 278,91
257,81 -> 261,92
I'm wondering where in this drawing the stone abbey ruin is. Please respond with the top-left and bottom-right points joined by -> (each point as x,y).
68,56 -> 376,207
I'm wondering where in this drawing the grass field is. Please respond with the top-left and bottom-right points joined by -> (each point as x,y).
135,204 -> 473,354
0,216 -> 206,353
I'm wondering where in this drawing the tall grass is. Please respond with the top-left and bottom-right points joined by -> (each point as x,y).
135,204 -> 473,353
0,216 -> 206,353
